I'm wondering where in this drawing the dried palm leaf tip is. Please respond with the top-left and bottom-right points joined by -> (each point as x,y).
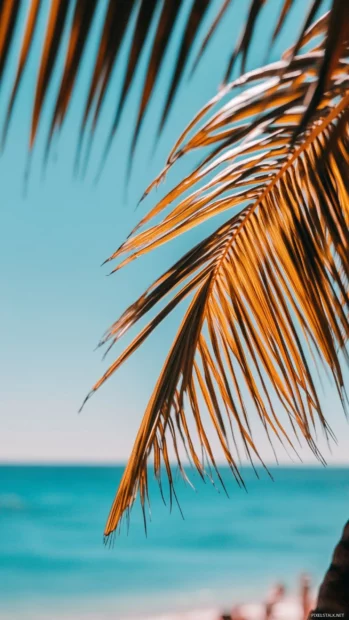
79,14 -> 349,536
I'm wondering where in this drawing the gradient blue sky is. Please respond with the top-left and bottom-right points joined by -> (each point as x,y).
1,0 -> 346,465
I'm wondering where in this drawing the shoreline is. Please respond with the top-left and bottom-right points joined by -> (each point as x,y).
0,597 -> 305,620
124,597 -> 304,620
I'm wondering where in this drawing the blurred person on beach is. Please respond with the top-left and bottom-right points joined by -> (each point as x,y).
230,605 -> 247,619
220,574 -> 314,620
300,573 -> 313,620
264,583 -> 286,619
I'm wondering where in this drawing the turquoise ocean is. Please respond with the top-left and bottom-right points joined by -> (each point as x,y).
0,465 -> 348,618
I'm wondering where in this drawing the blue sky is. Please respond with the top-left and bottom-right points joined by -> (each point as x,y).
1,0 -> 347,465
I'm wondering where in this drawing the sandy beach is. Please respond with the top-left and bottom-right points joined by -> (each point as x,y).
0,598 -> 304,620
124,597 -> 303,620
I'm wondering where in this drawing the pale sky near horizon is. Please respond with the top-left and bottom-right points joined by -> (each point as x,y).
1,0 -> 347,466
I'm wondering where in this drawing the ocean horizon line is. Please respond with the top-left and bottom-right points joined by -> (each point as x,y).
1,460 -> 349,468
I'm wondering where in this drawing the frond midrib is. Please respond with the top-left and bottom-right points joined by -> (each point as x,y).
210,90 -> 349,288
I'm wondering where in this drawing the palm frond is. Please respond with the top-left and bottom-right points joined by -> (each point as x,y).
80,18 -> 349,537
0,0 -> 347,166
295,0 -> 349,135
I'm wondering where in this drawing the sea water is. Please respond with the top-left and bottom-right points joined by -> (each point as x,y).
0,465 -> 348,618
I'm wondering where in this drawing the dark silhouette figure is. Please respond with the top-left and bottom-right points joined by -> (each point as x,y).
311,521 -> 349,617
